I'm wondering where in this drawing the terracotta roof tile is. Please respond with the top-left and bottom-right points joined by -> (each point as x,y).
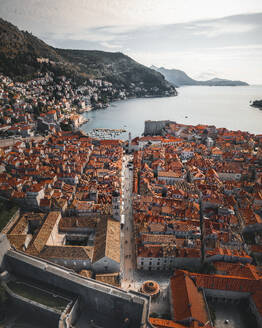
92,216 -> 120,263
170,270 -> 209,325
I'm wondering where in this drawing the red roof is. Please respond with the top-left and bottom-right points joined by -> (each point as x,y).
170,270 -> 209,324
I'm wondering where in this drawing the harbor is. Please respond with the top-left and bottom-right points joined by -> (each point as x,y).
81,86 -> 262,137
86,127 -> 127,139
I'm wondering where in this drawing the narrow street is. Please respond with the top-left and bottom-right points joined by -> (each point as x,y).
120,153 -> 136,291
120,154 -> 172,288
120,153 -> 171,317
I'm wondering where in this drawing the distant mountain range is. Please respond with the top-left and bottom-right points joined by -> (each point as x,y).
151,66 -> 249,87
0,18 -> 176,96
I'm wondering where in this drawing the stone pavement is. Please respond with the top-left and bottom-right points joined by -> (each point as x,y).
119,154 -> 172,317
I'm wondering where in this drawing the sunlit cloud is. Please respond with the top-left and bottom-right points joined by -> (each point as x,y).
1,0 -> 262,83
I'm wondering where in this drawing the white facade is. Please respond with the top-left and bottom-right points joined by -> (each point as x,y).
137,256 -> 176,271
137,256 -> 200,271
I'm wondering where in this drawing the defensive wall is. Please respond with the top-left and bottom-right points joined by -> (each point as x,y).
0,234 -> 151,328
0,233 -> 10,269
3,281 -> 64,328
144,120 -> 173,136
0,136 -> 46,148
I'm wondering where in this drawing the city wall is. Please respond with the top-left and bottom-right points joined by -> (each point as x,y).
4,282 -> 61,327
3,245 -> 150,328
0,234 -> 10,270
59,298 -> 80,328
144,120 -> 172,136
0,136 -> 46,148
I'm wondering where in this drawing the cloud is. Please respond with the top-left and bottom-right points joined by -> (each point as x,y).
2,0 -> 262,28
44,12 -> 262,83
210,44 -> 262,51
185,13 -> 262,38
100,41 -> 122,49
1,1 -> 262,83
190,21 -> 255,37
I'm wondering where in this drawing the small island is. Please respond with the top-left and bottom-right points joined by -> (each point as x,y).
251,99 -> 262,109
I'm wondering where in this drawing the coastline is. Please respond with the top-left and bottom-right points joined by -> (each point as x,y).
78,91 -> 178,140
89,91 -> 178,112
79,92 -> 178,137
78,85 -> 262,136
250,104 -> 262,110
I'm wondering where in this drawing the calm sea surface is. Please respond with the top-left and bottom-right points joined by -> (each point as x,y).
82,86 -> 262,139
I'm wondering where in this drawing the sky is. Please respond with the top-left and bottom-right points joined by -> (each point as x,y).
1,0 -> 262,84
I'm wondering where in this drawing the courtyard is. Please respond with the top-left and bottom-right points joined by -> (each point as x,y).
208,300 -> 259,328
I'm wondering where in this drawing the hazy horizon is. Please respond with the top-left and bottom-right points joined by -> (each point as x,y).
1,0 -> 262,84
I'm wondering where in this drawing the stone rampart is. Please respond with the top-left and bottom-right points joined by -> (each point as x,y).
4,281 -> 61,326
59,298 -> 79,328
0,234 -> 10,270
5,249 -> 150,328
144,120 -> 173,136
